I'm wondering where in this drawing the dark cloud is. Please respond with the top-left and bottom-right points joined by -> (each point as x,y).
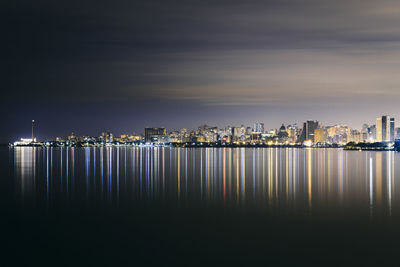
3,0 -> 400,142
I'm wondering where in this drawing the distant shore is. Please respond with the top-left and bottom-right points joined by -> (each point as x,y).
9,142 -> 339,149
9,141 -> 400,151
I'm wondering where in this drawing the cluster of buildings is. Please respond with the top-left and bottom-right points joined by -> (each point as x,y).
140,115 -> 398,147
13,115 -> 400,147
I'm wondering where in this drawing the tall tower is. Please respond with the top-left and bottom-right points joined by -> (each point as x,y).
390,118 -> 395,141
32,120 -> 35,142
376,115 -> 394,142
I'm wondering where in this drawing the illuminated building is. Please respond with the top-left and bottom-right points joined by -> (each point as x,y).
253,122 -> 264,133
369,125 -> 377,141
101,132 -> 113,143
390,118 -> 395,141
300,120 -> 319,142
14,138 -> 36,146
245,127 -> 252,135
348,130 -> 362,143
232,127 -> 242,137
326,125 -> 351,144
277,124 -> 289,142
145,127 -> 167,143
314,129 -> 327,143
376,116 -> 394,142
250,133 -> 261,143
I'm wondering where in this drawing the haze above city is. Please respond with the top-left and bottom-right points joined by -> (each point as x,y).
3,0 -> 400,142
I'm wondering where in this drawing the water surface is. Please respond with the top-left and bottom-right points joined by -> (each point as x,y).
3,147 -> 400,266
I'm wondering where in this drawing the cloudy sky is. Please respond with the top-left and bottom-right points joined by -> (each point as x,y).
3,0 -> 400,141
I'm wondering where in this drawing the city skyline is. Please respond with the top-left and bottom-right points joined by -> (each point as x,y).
12,114 -> 399,146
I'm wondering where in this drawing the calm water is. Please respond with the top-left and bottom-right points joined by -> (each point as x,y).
9,147 -> 400,214
3,147 -> 400,266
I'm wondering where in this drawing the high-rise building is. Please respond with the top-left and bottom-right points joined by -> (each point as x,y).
145,127 -> 167,143
395,127 -> 400,140
232,127 -> 240,137
253,122 -> 265,133
101,132 -> 113,143
300,120 -> 319,142
348,130 -> 362,143
376,116 -> 394,142
369,125 -> 377,141
314,129 -> 327,143
390,118 -> 395,141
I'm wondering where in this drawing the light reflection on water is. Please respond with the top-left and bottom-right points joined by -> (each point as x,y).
11,147 -> 400,216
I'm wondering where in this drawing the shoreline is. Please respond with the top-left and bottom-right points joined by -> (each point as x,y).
8,142 -> 399,151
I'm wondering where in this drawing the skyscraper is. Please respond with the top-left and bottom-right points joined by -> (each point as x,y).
390,118 -> 395,141
300,120 -> 319,142
376,116 -> 394,142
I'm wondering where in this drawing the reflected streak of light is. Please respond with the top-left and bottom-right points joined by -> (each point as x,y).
253,149 -> 256,200
275,149 -> 278,202
140,148 -> 143,195
307,148 -> 312,211
262,149 -> 265,201
236,149 -> 239,203
50,148 -> 53,196
117,147 -> 120,201
162,148 -> 165,197
60,147 -> 63,193
328,149 -> 331,198
66,148 -> 69,194
286,148 -> 289,201
85,148 -> 90,198
192,148 -> 195,196
376,153 -> 382,208
46,148 -> 49,199
208,149 -> 211,199
293,149 -> 296,201
241,148 -> 245,201
223,148 -> 226,202
388,152 -> 392,215
133,148 -> 137,194
108,148 -> 112,198
100,148 -> 104,197
124,148 -> 126,195
178,148 -> 181,200
185,148 -> 188,197
339,150 -> 343,203
94,148 -> 96,188
145,150 -> 150,196
369,157 -> 373,216
200,148 -> 203,200
72,148 -> 75,183
268,148 -> 272,203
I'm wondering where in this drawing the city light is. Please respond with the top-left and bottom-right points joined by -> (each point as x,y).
11,115 -> 400,151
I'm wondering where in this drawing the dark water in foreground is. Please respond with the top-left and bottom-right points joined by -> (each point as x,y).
3,147 -> 400,266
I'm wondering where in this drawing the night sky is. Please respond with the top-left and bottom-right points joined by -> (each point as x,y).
3,0 -> 400,142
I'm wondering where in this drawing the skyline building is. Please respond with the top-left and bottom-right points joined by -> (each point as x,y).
253,122 -> 265,133
376,116 -> 395,142
390,118 -> 395,141
145,127 -> 167,143
314,128 -> 327,143
300,120 -> 319,142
